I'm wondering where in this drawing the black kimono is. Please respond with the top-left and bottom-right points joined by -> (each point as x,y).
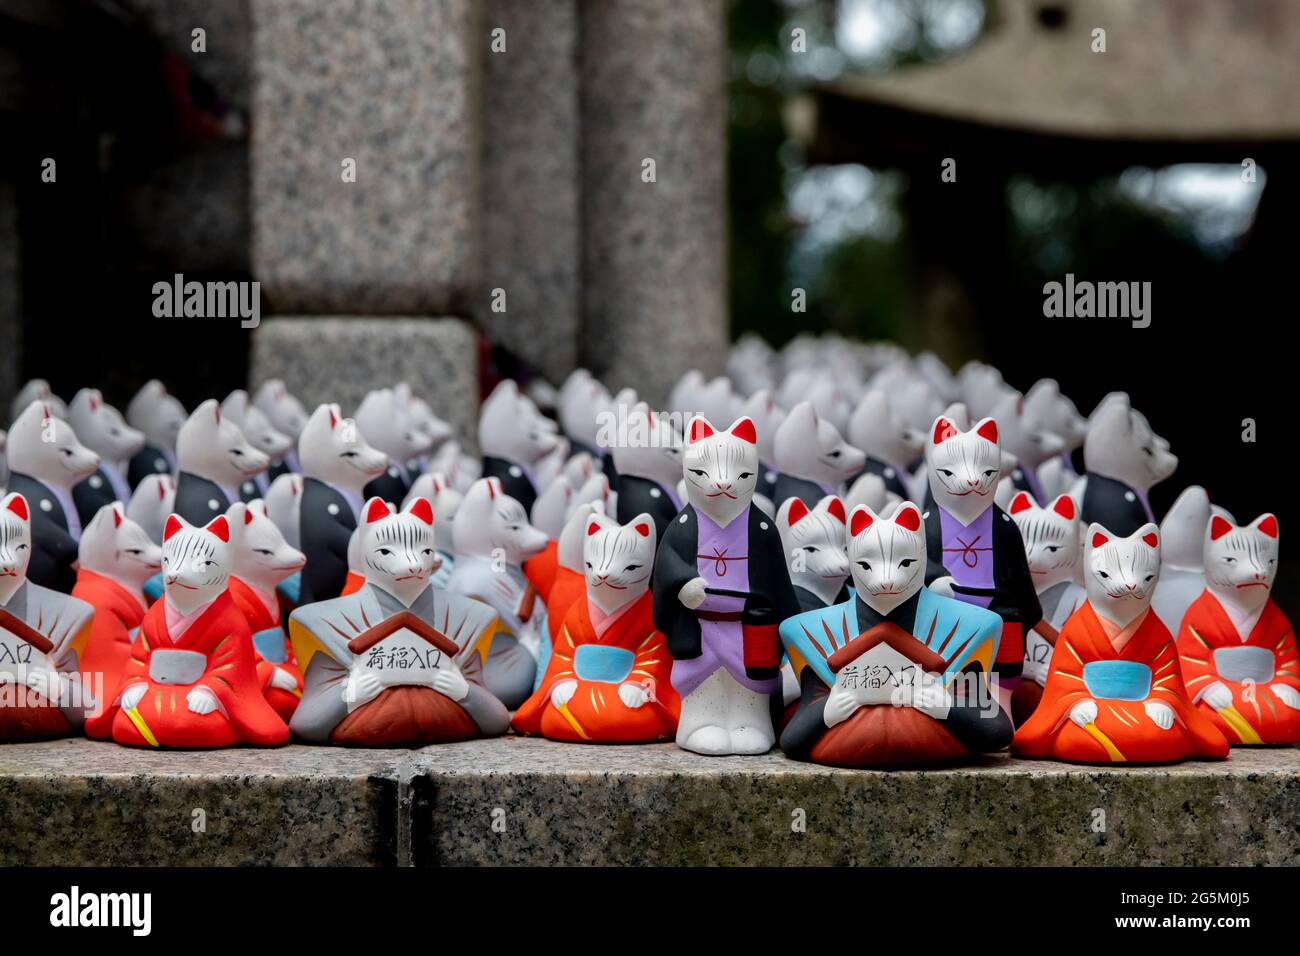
72,468 -> 120,529
7,473 -> 79,593
362,463 -> 412,508
1081,473 -> 1152,538
614,473 -> 680,543
481,455 -> 538,512
173,472 -> 234,527
298,477 -> 357,605
127,445 -> 174,490
756,462 -> 779,503
651,504 -> 799,675
771,473 -> 832,511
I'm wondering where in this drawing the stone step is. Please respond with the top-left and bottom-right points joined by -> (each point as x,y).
2,738 -> 1296,866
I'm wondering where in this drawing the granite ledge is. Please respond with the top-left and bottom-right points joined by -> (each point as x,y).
2,738 -> 1296,866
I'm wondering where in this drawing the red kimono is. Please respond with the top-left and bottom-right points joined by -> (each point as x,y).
85,591 -> 289,748
73,569 -> 148,715
340,571 -> 365,596
1175,592 -> 1300,745
227,576 -> 304,722
512,591 -> 680,742
1013,602 -> 1228,763
524,543 -> 585,646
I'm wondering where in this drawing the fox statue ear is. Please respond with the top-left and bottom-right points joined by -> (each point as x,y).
205,515 -> 230,543
784,498 -> 809,527
1209,515 -> 1234,540
1254,514 -> 1278,539
1090,528 -> 1111,549
932,418 -> 957,444
4,494 -> 29,521
849,506 -> 874,537
328,407 -> 338,429
728,417 -> 757,444
244,507 -> 255,525
112,504 -> 123,528
364,498 -> 391,524
1142,531 -> 1159,549
975,418 -> 999,443
824,496 -> 846,524
687,416 -> 715,444
634,521 -> 651,537
406,497 -> 434,525
893,504 -> 922,532
163,514 -> 185,542
1051,495 -> 1075,520
1009,491 -> 1034,515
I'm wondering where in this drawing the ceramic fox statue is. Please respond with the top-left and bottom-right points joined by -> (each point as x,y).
6,401 -> 101,592
847,389 -> 923,503
125,380 -> 186,489
447,477 -> 550,709
1081,396 -> 1177,538
1007,491 -> 1086,726
478,380 -> 560,513
1023,378 -> 1087,500
10,379 -> 67,423
1150,485 -> 1231,633
772,401 -> 866,509
1013,523 -> 1228,763
72,504 -> 161,716
778,502 -> 1012,766
220,390 -> 292,500
69,389 -> 146,528
612,402 -> 684,542
1175,513 -> 1300,745
126,473 -> 176,544
923,411 -> 1042,708
173,399 -> 269,527
226,501 -> 306,722
296,403 -> 387,605
526,501 -> 603,660
776,495 -> 850,614
739,389 -> 786,505
651,415 -> 799,755
513,511 -> 680,742
990,390 -> 1066,509
252,379 -> 309,479
86,512 -> 289,748
355,387 -> 429,505
289,497 -> 509,745
403,471 -> 459,587
0,492 -> 97,741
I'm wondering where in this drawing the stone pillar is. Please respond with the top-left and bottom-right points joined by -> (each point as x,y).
250,0 -> 481,315
480,0 -> 581,384
579,0 -> 729,404
249,318 -> 481,449
0,181 -> 19,415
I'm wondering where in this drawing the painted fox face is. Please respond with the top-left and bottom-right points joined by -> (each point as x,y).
221,390 -> 291,462
161,512 -> 234,612
228,501 -> 305,592
177,399 -> 270,486
991,391 -> 1065,470
79,503 -> 161,588
0,493 -> 33,591
847,502 -> 926,615
398,383 -> 453,452
298,403 -> 387,492
1023,378 -> 1086,453
252,379 -> 309,440
7,401 -> 101,487
1084,523 -> 1161,627
1084,397 -> 1177,491
778,495 -> 850,604
583,511 -> 656,615
848,389 -> 923,470
452,478 -> 549,565
480,380 -> 559,467
926,414 -> 1001,524
403,472 -> 461,547
774,401 -> 865,491
359,497 -> 438,605
683,416 -> 759,528
126,379 -> 187,451
1010,492 -> 1080,592
69,389 -> 146,462
1204,513 -> 1278,613
610,402 -> 682,491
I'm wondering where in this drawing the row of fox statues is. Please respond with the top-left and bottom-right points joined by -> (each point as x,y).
0,334 -> 1291,765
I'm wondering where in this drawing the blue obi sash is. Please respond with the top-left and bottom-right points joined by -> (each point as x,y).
143,572 -> 165,602
252,626 -> 287,664
573,645 -> 634,684
531,607 -> 551,691
276,572 -> 301,606
1082,660 -> 1151,701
